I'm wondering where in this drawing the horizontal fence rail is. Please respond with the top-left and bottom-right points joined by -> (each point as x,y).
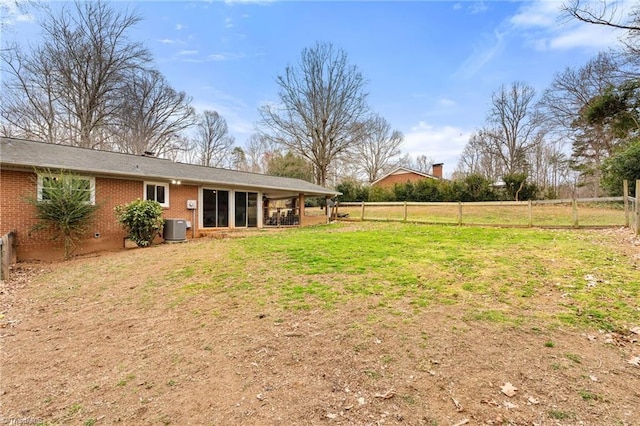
337,196 -> 638,232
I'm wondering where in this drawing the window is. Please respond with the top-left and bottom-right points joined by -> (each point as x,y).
37,174 -> 95,205
144,182 -> 169,207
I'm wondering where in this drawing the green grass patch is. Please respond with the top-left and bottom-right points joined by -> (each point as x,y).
31,222 -> 640,331
548,409 -> 573,420
579,389 -> 602,401
161,223 -> 638,328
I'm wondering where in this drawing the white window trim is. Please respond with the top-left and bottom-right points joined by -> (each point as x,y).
144,181 -> 170,208
37,174 -> 96,205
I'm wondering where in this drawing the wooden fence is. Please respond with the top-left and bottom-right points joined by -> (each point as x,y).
628,180 -> 639,234
0,231 -> 17,281
336,180 -> 640,235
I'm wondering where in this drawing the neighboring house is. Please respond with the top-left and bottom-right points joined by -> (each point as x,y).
0,137 -> 338,261
371,164 -> 443,188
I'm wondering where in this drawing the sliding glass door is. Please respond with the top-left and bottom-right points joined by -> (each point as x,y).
235,191 -> 258,228
202,189 -> 229,228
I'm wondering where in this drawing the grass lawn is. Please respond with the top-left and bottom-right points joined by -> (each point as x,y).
2,222 -> 639,425
337,202 -> 628,227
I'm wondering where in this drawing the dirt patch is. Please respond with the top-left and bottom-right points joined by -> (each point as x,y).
1,230 -> 639,425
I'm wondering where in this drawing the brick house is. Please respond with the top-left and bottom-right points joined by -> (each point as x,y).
371,164 -> 443,188
0,137 -> 338,261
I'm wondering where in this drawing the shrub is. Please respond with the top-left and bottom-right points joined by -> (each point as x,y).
26,170 -> 99,260
369,185 -> 394,202
601,139 -> 640,196
115,199 -> 164,247
335,179 -> 369,202
502,172 -> 538,201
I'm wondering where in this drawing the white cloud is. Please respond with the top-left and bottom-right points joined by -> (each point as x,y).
177,50 -> 198,56
0,0 -> 34,27
452,3 -> 463,11
175,23 -> 187,31
224,0 -> 274,4
403,122 -> 470,174
509,0 -> 560,28
192,91 -> 253,136
438,97 -> 457,108
208,52 -> 246,61
225,17 -> 234,28
454,30 -> 505,79
547,23 -> 621,50
509,0 -> 624,51
468,1 -> 488,15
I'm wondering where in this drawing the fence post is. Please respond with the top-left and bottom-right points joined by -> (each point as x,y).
572,199 -> 579,228
623,180 -> 629,228
361,201 -> 365,221
0,231 -> 16,282
0,237 -> 4,282
458,201 -> 463,226
404,201 -> 408,221
636,180 -> 640,235
528,200 -> 533,227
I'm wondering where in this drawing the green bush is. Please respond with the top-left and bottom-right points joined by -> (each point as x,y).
115,199 -> 164,247
601,140 -> 640,196
368,185 -> 394,202
502,172 -> 538,201
335,179 -> 369,202
27,170 -> 99,259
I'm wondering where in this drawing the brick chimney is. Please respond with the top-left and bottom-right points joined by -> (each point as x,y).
432,163 -> 443,179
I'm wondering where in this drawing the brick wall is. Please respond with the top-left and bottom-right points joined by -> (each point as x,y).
0,170 -> 43,258
0,170 -> 200,261
374,171 -> 436,188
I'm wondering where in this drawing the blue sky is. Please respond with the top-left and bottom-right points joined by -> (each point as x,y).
2,0 -> 626,177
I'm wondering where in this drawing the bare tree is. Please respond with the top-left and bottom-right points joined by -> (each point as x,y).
539,52 -> 620,133
395,153 -> 435,174
455,132 -> 503,180
563,0 -> 640,65
563,0 -> 640,31
259,42 -> 369,186
482,82 -> 545,175
245,133 -> 280,174
352,114 -> 403,183
111,70 -> 194,157
539,53 -> 621,195
194,110 -> 235,167
1,1 -> 151,148
415,155 -> 434,174
1,45 -> 59,143
526,137 -> 571,198
230,146 -> 249,171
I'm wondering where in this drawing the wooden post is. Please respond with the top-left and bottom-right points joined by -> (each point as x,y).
458,201 -> 463,226
325,196 -> 330,223
361,201 -> 365,221
0,236 -> 5,282
298,194 -> 305,226
403,201 -> 408,221
572,199 -> 579,228
636,180 -> 640,235
1,231 -> 17,282
528,200 -> 533,227
623,180 -> 629,228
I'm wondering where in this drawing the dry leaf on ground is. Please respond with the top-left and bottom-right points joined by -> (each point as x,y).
500,382 -> 518,397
